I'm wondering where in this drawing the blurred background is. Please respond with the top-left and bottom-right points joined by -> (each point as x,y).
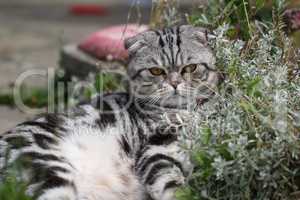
0,0 -> 155,132
0,0 -> 202,132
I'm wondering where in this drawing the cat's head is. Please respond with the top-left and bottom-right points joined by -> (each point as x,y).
125,25 -> 220,109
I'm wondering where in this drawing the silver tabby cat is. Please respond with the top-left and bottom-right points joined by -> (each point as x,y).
0,25 -> 219,200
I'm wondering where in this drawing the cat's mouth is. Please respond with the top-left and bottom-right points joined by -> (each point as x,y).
173,89 -> 179,95
158,94 -> 190,108
159,92 -> 212,109
196,97 -> 209,106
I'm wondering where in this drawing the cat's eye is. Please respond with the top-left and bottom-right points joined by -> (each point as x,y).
182,64 -> 197,73
149,67 -> 165,76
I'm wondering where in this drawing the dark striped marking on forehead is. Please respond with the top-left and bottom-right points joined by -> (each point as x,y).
127,25 -> 213,80
154,26 -> 182,68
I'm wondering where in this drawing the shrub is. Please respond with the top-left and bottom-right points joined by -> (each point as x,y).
177,1 -> 300,199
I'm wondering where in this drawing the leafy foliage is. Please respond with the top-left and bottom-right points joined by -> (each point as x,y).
0,177 -> 32,200
187,0 -> 284,40
150,0 -> 180,28
177,1 -> 300,199
0,166 -> 32,200
0,72 -> 122,109
67,72 -> 125,106
0,87 -> 48,108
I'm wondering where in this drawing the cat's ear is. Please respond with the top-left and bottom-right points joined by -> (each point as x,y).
179,25 -> 211,45
124,31 -> 157,55
124,34 -> 146,55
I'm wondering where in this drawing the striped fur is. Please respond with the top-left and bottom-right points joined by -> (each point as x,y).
0,25 -> 219,200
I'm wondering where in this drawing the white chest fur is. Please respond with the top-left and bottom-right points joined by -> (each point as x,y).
56,126 -> 145,200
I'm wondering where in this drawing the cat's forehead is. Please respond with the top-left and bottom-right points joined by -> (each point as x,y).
138,29 -> 214,67
127,25 -> 216,76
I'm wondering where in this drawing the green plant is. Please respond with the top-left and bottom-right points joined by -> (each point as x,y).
150,0 -> 180,28
0,93 -> 14,106
0,87 -> 48,108
0,166 -> 32,200
177,1 -> 300,199
94,73 -> 124,93
0,177 -> 32,200
187,0 -> 281,40
0,71 -> 123,109
67,72 -> 125,106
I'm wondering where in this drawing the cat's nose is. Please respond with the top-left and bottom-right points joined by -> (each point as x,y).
169,72 -> 181,89
170,80 -> 179,89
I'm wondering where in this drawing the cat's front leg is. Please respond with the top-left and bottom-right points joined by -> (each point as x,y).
145,165 -> 184,200
136,144 -> 192,200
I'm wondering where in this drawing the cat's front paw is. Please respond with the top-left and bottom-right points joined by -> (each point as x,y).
160,188 -> 178,200
147,176 -> 184,200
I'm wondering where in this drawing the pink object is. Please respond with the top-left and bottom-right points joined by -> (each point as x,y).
79,24 -> 148,61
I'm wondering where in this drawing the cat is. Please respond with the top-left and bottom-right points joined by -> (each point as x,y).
0,25 -> 220,200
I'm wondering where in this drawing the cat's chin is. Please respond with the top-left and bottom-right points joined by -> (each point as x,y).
156,95 -> 195,109
134,94 -> 197,109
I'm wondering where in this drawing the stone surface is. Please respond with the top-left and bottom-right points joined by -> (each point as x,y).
0,106 -> 34,134
60,44 -> 126,80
